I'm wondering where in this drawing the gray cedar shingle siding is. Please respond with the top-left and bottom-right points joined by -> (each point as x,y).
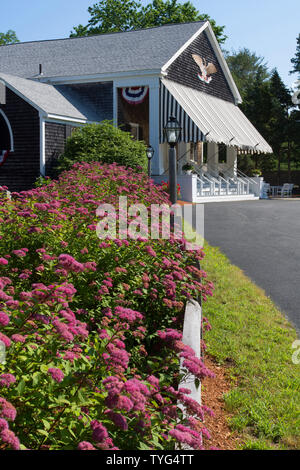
0,88 -> 40,191
45,122 -> 66,177
57,82 -> 113,122
0,22 -> 205,79
166,31 -> 235,103
45,123 -> 78,177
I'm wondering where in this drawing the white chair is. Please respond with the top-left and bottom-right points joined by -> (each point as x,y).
288,184 -> 294,196
278,183 -> 291,198
263,183 -> 270,197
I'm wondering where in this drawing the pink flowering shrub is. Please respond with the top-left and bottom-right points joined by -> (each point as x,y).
0,163 -> 214,450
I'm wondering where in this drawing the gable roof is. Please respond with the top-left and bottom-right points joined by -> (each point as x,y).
0,22 -> 205,80
0,73 -> 103,122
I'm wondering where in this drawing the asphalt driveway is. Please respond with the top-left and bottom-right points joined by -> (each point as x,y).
204,200 -> 300,332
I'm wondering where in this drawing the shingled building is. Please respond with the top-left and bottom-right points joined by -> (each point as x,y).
0,21 -> 272,200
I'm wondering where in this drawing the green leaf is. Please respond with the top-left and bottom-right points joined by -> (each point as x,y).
32,372 -> 41,386
138,442 -> 152,450
42,419 -> 51,431
37,429 -> 49,437
17,379 -> 26,395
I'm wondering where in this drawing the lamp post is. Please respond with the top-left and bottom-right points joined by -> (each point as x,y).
146,145 -> 154,177
163,116 -> 181,205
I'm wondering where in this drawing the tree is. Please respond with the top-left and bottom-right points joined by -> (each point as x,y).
71,0 -> 141,36
290,33 -> 300,78
268,70 -> 294,180
229,55 -> 300,179
70,0 -> 227,44
0,30 -> 19,45
225,48 -> 269,100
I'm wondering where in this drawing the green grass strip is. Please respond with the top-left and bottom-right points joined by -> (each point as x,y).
202,243 -> 300,450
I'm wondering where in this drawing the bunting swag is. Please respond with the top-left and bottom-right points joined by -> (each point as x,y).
160,83 -> 203,143
0,150 -> 9,167
122,87 -> 149,105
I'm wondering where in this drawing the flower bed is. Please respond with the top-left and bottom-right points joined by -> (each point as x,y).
0,162 -> 214,450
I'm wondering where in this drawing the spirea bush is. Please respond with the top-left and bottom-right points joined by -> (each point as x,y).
56,121 -> 148,174
0,162 -> 214,450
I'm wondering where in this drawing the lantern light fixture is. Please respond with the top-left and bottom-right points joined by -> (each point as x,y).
146,145 -> 154,177
146,145 -> 154,160
163,115 -> 181,147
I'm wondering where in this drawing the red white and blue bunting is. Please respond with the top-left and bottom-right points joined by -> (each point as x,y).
0,150 -> 9,167
122,87 -> 149,105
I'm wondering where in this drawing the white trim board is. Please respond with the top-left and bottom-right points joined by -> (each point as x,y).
39,115 -> 45,176
161,21 -> 242,105
40,69 -> 163,86
0,109 -> 14,152
162,22 -> 208,72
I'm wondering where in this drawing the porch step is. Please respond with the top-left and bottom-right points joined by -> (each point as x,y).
194,194 -> 258,203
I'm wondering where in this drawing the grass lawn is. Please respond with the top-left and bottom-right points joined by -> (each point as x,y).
202,243 -> 300,450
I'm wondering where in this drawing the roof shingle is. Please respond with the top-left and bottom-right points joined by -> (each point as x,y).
0,22 -> 205,79
0,73 -> 104,121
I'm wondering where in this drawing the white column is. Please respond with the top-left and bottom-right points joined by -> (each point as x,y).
206,142 -> 218,175
149,81 -> 161,175
227,146 -> 237,177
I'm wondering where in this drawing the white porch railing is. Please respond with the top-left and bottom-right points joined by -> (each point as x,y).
196,167 -> 259,198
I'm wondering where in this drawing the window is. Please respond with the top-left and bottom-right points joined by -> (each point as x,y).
190,142 -> 197,162
218,143 -> 227,163
129,122 -> 143,141
202,142 -> 208,164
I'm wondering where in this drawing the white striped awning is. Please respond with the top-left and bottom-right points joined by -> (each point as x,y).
161,78 -> 272,154
160,81 -> 203,143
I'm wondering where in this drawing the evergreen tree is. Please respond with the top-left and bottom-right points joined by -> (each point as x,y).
290,33 -> 300,78
240,70 -> 273,146
269,70 -> 297,180
225,48 -> 269,100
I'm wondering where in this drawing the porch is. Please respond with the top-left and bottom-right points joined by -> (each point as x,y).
154,172 -> 263,203
152,78 -> 272,202
154,140 -> 265,203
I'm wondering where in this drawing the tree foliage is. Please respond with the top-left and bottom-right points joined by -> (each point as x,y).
0,30 -> 19,45
224,48 -> 269,100
226,48 -> 300,176
70,0 -> 226,44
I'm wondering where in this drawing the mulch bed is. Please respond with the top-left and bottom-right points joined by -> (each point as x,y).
201,356 -> 244,450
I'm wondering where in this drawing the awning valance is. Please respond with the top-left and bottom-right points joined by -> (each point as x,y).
160,81 -> 203,144
161,78 -> 272,154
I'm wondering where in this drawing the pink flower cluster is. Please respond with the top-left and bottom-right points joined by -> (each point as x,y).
47,368 -> 64,383
0,162 -> 215,450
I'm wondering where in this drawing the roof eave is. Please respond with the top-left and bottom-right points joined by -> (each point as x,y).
205,23 -> 242,104
161,21 -> 242,105
36,68 -> 163,85
0,77 -> 90,124
0,79 -> 46,116
161,21 -> 209,72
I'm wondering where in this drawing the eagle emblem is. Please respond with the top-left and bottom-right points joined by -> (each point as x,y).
192,54 -> 217,84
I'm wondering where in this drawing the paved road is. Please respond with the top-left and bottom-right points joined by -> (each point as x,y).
204,200 -> 300,332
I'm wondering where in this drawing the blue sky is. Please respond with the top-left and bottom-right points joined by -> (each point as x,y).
1,0 -> 299,87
